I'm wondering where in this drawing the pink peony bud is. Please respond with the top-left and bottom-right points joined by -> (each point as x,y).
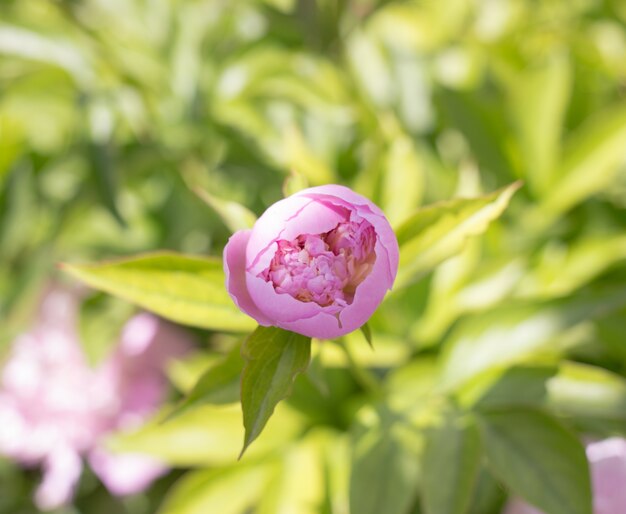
224,185 -> 399,338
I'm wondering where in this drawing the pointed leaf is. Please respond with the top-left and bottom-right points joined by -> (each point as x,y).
422,410 -> 481,514
360,322 -> 374,349
477,408 -> 592,514
507,52 -> 571,196
547,361 -> 626,426
159,463 -> 274,514
350,409 -> 421,514
396,182 -> 521,287
382,134 -> 425,227
240,326 -> 311,456
193,187 -> 257,233
62,252 -> 255,332
542,101 -> 626,216
282,169 -> 310,197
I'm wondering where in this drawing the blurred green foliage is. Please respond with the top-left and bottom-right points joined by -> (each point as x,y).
1,0 -> 626,513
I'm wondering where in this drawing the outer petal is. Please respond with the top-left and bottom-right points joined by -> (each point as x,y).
294,184 -> 385,217
95,313 -> 193,433
224,229 -> 272,326
278,311 -> 346,339
89,447 -> 167,496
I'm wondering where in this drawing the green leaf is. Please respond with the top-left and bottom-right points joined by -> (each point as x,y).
437,90 -> 516,178
466,467 -> 506,514
382,133 -> 425,227
282,169 -> 310,197
440,288 -> 626,391
87,139 -> 125,227
547,361 -> 626,427
477,408 -> 592,514
541,101 -> 626,216
193,186 -> 257,233
61,252 -> 255,332
240,326 -> 311,456
360,322 -> 374,349
421,410 -> 481,514
108,403 -> 304,467
166,343 -> 244,421
256,431 -> 329,514
395,182 -> 521,288
457,365 -> 557,410
350,408 -> 422,514
159,463 -> 274,514
506,52 -> 571,196
518,235 -> 626,299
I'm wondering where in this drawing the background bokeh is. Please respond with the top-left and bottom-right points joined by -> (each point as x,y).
1,0 -> 626,513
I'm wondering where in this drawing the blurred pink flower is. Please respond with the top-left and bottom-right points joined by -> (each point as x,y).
503,438 -> 626,514
0,288 -> 191,510
224,184 -> 399,339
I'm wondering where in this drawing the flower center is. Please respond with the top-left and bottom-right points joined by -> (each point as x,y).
259,219 -> 376,308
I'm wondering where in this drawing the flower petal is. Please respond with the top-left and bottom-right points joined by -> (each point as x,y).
35,446 -> 83,511
246,197 -> 349,276
295,184 -> 385,217
301,193 -> 399,285
89,446 -> 167,496
224,229 -> 272,326
245,272 -> 324,323
336,239 -> 392,334
278,311 -> 345,339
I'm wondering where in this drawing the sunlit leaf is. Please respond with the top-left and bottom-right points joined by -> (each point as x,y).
257,431 -> 328,514
457,365 -> 557,410
108,403 -> 304,467
159,462 -> 274,514
517,235 -> 626,299
541,101 -> 626,217
440,288 -> 626,390
547,361 -> 626,427
193,187 -> 257,233
506,51 -> 571,196
282,169 -> 310,197
240,326 -> 311,456
395,182 -> 521,288
62,252 -> 256,332
382,133 -> 425,226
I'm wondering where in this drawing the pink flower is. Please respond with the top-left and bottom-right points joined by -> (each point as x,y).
224,184 -> 399,339
0,288 -> 191,510
503,438 -> 626,514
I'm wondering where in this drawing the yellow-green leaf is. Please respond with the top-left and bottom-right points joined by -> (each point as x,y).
62,252 -> 255,332
395,182 -> 521,288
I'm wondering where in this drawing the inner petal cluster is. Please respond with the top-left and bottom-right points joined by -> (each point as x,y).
260,218 -> 376,308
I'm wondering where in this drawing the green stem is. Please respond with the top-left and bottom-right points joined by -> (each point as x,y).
337,339 -> 381,396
